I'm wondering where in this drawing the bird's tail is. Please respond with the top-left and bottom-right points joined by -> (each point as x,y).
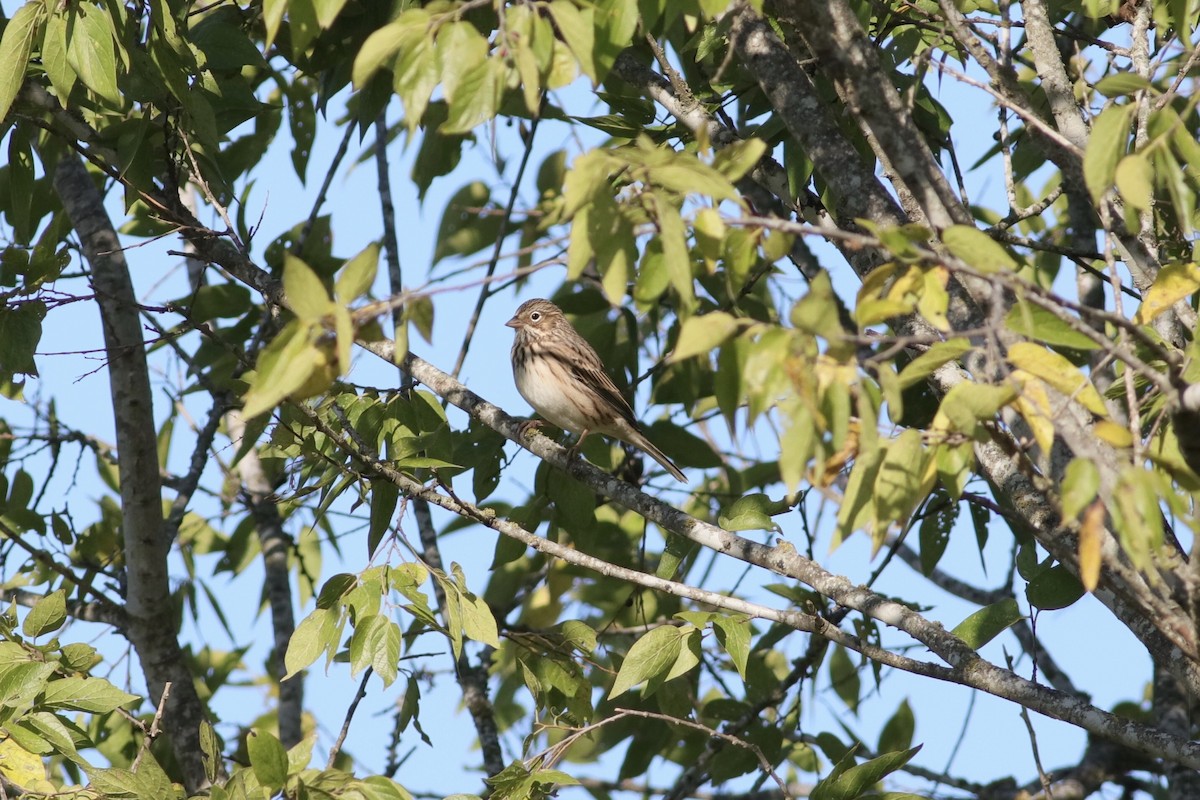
627,430 -> 687,483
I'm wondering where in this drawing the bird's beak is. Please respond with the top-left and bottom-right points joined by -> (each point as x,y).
505,316 -> 520,329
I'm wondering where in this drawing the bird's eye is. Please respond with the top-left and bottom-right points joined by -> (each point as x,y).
530,311 -> 542,322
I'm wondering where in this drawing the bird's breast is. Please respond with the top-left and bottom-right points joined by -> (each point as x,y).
513,353 -> 592,434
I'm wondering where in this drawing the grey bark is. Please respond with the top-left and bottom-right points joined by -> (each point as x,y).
52,153 -> 213,792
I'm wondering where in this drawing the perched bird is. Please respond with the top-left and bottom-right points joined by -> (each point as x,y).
506,298 -> 686,483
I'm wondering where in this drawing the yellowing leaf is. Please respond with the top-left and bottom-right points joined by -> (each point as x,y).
1006,342 -> 1108,416
917,267 -> 950,331
1012,370 -> 1056,454
1078,500 -> 1105,591
1134,262 -> 1200,324
857,297 -> 914,327
1094,419 -> 1134,448
0,737 -> 53,793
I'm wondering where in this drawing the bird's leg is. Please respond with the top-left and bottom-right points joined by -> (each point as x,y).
566,429 -> 591,462
517,419 -> 546,438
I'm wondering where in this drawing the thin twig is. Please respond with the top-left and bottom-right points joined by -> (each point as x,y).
450,110 -> 542,378
132,682 -> 172,771
326,668 -> 373,770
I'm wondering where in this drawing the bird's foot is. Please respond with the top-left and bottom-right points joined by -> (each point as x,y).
517,419 -> 546,439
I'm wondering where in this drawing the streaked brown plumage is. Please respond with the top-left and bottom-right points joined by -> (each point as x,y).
506,299 -> 686,483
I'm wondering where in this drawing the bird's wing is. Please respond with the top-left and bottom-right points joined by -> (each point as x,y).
565,345 -> 639,425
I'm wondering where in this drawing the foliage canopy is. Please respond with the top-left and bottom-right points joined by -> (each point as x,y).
0,0 -> 1199,798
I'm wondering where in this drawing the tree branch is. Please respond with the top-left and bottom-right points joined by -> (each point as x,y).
52,153 -> 215,792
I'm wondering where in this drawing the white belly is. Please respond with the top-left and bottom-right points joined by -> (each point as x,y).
514,355 -> 592,434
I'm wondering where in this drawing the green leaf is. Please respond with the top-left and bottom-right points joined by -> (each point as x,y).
312,0 -> 349,28
656,194 -> 695,307
0,3 -> 45,123
718,493 -> 783,533
87,766 -> 169,800
811,746 -> 922,800
316,573 -> 356,609
41,11 -> 76,100
829,645 -> 861,713
609,625 -> 682,697
0,301 -> 45,377
66,3 -> 121,106
352,20 -> 407,88
779,410 -> 814,499
433,182 -> 503,264
1115,153 -> 1153,212
247,729 -> 289,792
951,598 -> 1022,649
1062,458 -> 1100,520
189,283 -> 252,321
459,586 -> 500,649
284,607 -> 338,679
0,662 -> 57,709
18,711 -> 81,761
878,700 -> 914,754
932,382 -> 1018,434
559,620 -> 597,655
872,429 -> 931,539
897,339 -> 973,389
1084,104 -> 1134,202
548,0 -> 595,82
368,478 -> 399,557
712,138 -> 767,181
1094,73 -> 1152,97
348,614 -> 401,687
1007,342 -> 1108,416
22,590 -> 66,638
242,322 -> 320,419
1005,303 -> 1101,350
836,446 -> 884,541
713,615 -> 750,679
394,33 -> 440,132
438,21 -> 489,107
59,643 -> 100,672
790,271 -> 846,341
284,255 -> 333,321
442,58 -> 501,134
39,677 -> 139,712
942,226 -> 1018,273
262,0 -> 286,53
918,497 -> 956,575
1026,565 -> 1085,611
670,312 -> 739,362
